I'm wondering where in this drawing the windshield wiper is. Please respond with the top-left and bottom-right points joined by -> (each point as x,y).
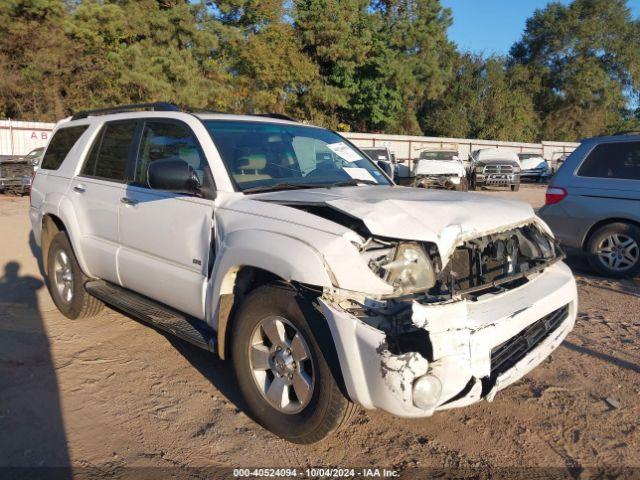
242,182 -> 324,194
328,178 -> 379,188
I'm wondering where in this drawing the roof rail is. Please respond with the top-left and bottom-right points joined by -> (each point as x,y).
253,113 -> 298,122
71,102 -> 180,120
612,130 -> 640,136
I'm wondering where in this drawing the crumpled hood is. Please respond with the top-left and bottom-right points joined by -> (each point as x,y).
520,157 -> 548,170
253,186 -> 536,261
414,160 -> 465,176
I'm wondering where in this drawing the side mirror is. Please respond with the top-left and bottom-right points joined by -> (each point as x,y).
377,160 -> 393,178
148,159 -> 200,195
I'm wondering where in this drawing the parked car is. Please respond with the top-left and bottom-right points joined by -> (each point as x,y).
540,134 -> 640,278
550,152 -> 570,174
517,153 -> 550,183
468,148 -> 521,191
30,103 -> 577,443
24,147 -> 45,171
412,150 -> 467,191
0,153 -> 36,195
360,146 -> 396,181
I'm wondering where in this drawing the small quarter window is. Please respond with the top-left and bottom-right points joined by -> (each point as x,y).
578,142 -> 640,180
41,125 -> 88,170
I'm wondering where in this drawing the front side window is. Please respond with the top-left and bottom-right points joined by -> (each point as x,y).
204,121 -> 390,191
578,142 -> 640,180
81,121 -> 137,181
135,121 -> 206,186
41,125 -> 88,170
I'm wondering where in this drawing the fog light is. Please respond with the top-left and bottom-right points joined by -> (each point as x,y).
412,374 -> 442,410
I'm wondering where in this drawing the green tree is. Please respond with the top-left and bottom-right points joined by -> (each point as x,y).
421,54 -> 539,141
509,0 -> 640,140
0,0 -> 71,120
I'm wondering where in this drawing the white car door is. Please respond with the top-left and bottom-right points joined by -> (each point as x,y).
70,120 -> 138,284
117,119 -> 215,319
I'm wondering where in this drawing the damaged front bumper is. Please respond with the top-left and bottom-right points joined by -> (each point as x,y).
319,260 -> 577,418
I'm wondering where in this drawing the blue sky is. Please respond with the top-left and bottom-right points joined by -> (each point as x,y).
441,0 -> 640,57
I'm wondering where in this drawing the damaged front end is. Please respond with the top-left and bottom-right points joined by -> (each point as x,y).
319,221 -> 577,417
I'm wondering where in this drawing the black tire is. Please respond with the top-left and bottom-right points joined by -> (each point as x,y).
231,283 -> 357,443
46,231 -> 104,319
511,182 -> 520,192
455,177 -> 468,191
586,222 -> 640,278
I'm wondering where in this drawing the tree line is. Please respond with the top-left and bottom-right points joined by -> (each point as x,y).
1,0 -> 638,142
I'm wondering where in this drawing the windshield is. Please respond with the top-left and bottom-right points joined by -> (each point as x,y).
25,149 -> 44,159
204,121 -> 390,191
362,148 -> 390,162
419,150 -> 458,161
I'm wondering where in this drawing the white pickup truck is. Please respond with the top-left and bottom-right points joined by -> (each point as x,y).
30,103 -> 577,443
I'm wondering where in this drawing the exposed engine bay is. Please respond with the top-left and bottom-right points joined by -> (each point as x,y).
361,222 -> 562,302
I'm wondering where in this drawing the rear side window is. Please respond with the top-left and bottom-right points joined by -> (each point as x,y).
578,142 -> 640,180
40,125 -> 88,170
81,121 -> 137,181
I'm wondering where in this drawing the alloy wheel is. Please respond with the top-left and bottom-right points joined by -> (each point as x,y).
248,315 -> 314,414
53,249 -> 74,303
596,234 -> 639,271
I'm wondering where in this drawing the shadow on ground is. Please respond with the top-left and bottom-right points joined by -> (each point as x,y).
0,244 -> 72,476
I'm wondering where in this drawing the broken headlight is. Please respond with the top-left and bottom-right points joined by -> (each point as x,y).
368,241 -> 436,295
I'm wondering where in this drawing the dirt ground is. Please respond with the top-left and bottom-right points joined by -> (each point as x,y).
1,185 -> 639,478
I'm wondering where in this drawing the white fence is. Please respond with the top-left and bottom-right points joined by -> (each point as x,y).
0,120 -> 55,157
0,120 -> 579,170
342,132 -> 579,177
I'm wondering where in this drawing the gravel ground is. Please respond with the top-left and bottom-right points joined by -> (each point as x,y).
1,187 -> 639,478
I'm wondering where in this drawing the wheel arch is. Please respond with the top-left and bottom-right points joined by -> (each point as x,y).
41,213 -> 66,269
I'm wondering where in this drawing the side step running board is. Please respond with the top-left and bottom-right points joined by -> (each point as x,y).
85,280 -> 216,353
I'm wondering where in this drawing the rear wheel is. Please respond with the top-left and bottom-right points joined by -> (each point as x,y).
510,182 -> 520,192
46,232 -> 103,319
586,223 -> 640,278
231,284 -> 357,443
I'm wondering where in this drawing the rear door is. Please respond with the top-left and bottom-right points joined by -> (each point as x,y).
70,120 -> 138,283
570,140 -> 640,225
117,119 -> 215,319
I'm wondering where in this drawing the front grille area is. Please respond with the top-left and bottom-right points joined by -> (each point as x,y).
484,164 -> 514,174
0,162 -> 32,179
489,304 -> 569,382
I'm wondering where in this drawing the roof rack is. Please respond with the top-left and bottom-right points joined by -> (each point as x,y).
612,130 -> 640,136
70,102 -> 180,120
252,113 -> 298,122
70,103 -> 299,123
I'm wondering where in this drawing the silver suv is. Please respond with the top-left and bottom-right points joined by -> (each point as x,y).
30,103 -> 577,443
540,134 -> 640,278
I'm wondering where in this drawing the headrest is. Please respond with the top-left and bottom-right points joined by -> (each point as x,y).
236,154 -> 267,171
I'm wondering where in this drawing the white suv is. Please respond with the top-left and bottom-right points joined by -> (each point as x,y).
30,103 -> 577,443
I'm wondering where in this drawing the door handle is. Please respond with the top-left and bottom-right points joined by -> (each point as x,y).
73,185 -> 86,193
120,197 -> 139,206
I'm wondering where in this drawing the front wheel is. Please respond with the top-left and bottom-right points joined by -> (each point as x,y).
231,284 -> 357,443
46,232 -> 103,319
586,223 -> 640,278
510,182 -> 520,192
